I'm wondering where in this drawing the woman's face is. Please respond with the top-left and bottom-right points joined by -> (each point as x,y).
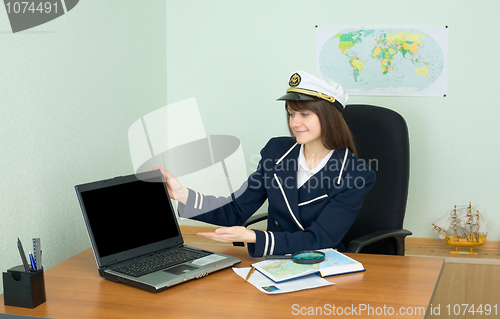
287,108 -> 322,146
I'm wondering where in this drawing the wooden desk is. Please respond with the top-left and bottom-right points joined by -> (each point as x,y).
1,244 -> 443,319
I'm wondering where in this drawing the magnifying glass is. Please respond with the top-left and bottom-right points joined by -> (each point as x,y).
265,250 -> 326,264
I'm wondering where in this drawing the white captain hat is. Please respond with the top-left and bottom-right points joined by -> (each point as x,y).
277,70 -> 348,112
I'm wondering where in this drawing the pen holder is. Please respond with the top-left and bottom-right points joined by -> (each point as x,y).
3,265 -> 46,308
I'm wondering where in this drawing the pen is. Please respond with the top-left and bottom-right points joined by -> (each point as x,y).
245,266 -> 255,282
17,238 -> 30,272
29,251 -> 37,271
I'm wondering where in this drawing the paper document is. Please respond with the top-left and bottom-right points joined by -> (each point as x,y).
233,267 -> 333,294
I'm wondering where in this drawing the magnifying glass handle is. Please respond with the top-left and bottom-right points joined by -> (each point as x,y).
265,254 -> 292,260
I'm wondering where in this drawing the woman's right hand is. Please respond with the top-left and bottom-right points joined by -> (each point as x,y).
149,167 -> 189,205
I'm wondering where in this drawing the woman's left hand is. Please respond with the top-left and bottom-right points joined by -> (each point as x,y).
197,227 -> 256,243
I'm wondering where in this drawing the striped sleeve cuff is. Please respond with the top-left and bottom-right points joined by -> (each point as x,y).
247,230 -> 275,258
177,188 -> 204,218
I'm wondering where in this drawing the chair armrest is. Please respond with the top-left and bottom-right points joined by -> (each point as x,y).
345,229 -> 412,255
243,213 -> 268,228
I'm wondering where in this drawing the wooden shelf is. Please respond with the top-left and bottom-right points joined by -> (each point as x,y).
406,237 -> 500,264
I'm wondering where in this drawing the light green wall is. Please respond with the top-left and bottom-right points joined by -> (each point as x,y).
1,0 -> 499,294
0,1 -> 166,292
166,0 -> 500,242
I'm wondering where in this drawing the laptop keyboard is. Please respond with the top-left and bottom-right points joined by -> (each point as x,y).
114,246 -> 212,278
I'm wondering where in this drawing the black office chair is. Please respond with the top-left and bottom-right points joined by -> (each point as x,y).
340,104 -> 411,255
235,104 -> 412,255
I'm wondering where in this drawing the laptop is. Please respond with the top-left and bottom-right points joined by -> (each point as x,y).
75,170 -> 241,292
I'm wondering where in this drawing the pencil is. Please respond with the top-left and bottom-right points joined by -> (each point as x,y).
245,266 -> 255,282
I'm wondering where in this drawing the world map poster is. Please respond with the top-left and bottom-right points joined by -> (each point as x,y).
316,26 -> 448,96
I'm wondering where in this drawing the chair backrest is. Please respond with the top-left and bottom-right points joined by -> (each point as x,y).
341,104 -> 410,254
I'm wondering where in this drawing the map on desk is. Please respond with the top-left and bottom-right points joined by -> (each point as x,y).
253,248 -> 365,283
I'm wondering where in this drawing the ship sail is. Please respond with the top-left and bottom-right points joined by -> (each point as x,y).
433,212 -> 453,231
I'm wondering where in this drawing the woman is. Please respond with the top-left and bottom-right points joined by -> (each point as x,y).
160,70 -> 376,257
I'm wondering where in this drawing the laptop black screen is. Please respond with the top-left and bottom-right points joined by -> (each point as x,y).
77,173 -> 181,259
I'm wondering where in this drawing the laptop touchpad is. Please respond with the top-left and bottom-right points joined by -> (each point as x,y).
164,264 -> 198,275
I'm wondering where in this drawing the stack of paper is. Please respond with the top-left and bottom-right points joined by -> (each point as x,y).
233,267 -> 332,294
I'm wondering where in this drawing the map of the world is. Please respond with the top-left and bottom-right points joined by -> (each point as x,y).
316,27 -> 448,96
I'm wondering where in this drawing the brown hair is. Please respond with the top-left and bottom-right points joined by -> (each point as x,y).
286,100 -> 357,156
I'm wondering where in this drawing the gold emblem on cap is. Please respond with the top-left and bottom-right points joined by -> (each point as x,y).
289,73 -> 301,87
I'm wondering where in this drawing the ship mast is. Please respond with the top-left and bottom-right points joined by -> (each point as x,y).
452,205 -> 458,241
466,201 -> 473,241
474,209 -> 481,241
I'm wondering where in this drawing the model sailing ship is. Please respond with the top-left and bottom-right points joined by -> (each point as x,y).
432,202 -> 487,254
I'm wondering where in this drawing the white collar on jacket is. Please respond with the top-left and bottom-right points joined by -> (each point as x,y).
275,142 -> 349,184
297,144 -> 334,188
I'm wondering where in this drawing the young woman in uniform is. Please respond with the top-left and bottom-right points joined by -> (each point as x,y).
158,70 -> 376,257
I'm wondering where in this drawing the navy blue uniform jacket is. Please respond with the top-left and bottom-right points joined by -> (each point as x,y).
178,137 -> 376,257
